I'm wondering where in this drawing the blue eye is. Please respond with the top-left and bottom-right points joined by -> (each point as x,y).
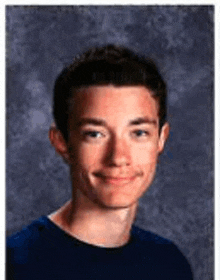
133,130 -> 149,137
83,131 -> 103,138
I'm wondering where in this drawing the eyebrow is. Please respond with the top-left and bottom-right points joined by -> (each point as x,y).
76,118 -> 107,127
129,117 -> 158,126
76,117 -> 158,127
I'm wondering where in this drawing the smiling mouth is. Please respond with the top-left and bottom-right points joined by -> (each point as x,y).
94,173 -> 137,185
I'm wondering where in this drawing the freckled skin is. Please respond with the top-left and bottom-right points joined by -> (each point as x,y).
65,85 -> 169,209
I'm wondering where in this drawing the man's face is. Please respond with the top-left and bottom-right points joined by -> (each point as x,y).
64,85 -> 168,209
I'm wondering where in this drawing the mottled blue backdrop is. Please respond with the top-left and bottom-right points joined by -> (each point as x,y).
6,6 -> 214,280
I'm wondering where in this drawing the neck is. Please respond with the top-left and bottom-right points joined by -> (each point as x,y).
49,191 -> 138,248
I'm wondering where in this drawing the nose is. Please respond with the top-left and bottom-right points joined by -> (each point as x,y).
105,136 -> 131,167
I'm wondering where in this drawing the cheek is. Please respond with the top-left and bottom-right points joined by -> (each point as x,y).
133,143 -> 159,166
73,144 -> 105,169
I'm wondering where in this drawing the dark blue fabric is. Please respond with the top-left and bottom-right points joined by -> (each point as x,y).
7,216 -> 193,279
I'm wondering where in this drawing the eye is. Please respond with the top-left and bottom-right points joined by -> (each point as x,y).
132,129 -> 149,137
82,130 -> 104,139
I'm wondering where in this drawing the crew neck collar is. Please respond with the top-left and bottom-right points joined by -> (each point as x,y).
40,215 -> 135,251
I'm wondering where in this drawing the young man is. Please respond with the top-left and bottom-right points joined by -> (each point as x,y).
7,45 -> 193,279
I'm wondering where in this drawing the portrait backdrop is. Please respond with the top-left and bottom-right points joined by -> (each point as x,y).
6,5 -> 213,280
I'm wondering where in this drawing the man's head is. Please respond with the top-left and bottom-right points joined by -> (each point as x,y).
53,45 -> 167,142
50,45 -> 169,209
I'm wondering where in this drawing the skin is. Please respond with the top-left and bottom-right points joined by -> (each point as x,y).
49,85 -> 169,247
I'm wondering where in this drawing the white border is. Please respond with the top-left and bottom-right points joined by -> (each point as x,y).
2,2 -> 217,280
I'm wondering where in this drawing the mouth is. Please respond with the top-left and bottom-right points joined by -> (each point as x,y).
94,173 -> 137,185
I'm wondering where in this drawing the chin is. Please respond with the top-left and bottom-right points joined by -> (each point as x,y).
94,196 -> 139,210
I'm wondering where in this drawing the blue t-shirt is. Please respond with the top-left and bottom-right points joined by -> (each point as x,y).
7,216 -> 193,280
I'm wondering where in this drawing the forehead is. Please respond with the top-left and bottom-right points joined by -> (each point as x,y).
69,85 -> 159,123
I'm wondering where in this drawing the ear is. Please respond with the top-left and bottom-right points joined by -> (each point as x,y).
158,122 -> 170,154
49,124 -> 70,163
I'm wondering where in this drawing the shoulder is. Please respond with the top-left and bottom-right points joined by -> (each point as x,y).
7,216 -> 51,267
6,216 -> 67,280
131,225 -> 183,259
131,225 -> 173,244
7,216 -> 49,249
131,225 -> 193,279
131,224 -> 187,257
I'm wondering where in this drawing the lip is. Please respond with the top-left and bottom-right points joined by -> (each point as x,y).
97,175 -> 136,185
